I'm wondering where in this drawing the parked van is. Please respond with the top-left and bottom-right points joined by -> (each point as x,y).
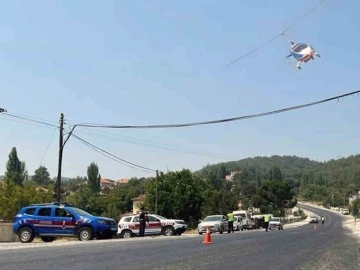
233,210 -> 254,230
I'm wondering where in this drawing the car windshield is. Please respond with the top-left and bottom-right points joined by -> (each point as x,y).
68,207 -> 93,217
311,216 -> 317,219
153,214 -> 168,220
204,216 -> 221,222
235,213 -> 246,218
271,218 -> 280,222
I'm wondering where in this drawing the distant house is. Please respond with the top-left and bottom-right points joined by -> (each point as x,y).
349,191 -> 360,205
35,187 -> 49,193
100,178 -> 115,190
226,171 -> 242,181
115,178 -> 129,185
131,194 -> 146,214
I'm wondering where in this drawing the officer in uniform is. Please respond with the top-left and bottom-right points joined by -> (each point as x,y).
264,214 -> 270,232
139,207 -> 148,237
227,212 -> 235,233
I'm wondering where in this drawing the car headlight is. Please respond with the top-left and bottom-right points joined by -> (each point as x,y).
97,219 -> 107,225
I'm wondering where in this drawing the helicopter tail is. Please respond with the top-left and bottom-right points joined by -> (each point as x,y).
286,54 -> 292,58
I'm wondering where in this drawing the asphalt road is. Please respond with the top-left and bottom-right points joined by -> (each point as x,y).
0,204 -> 359,270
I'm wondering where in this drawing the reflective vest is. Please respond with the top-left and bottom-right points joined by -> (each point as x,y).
227,213 -> 234,222
264,214 -> 270,222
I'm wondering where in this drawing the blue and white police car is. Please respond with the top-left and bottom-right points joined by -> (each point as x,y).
13,202 -> 117,243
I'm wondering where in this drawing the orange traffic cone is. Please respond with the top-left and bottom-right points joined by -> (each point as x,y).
203,227 -> 212,244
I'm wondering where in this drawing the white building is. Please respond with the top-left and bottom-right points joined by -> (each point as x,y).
349,191 -> 360,205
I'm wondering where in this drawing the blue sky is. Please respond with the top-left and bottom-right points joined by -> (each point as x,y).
0,0 -> 359,180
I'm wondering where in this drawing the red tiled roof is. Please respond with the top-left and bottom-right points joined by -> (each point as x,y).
100,178 -> 113,184
131,194 -> 146,201
116,178 -> 129,184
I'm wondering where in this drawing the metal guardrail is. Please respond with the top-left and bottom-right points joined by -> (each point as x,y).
0,223 -> 18,242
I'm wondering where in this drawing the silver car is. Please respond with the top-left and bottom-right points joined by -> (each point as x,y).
197,215 -> 229,235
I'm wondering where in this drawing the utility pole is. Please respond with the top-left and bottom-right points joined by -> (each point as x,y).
155,170 -> 159,214
56,113 -> 64,202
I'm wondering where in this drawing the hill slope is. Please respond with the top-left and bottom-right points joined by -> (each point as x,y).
197,155 -> 322,179
196,154 -> 360,206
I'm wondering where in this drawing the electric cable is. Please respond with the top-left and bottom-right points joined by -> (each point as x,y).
0,112 -> 59,128
71,133 -> 156,173
227,0 -> 331,66
1,109 -> 239,159
39,128 -> 58,166
73,128 -> 240,160
0,114 -> 58,130
73,89 -> 360,129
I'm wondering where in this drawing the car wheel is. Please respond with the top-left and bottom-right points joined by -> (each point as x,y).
121,230 -> 133,238
41,236 -> 55,242
219,226 -> 224,234
198,232 -> 203,235
18,227 -> 35,243
78,227 -> 93,241
163,226 -> 175,236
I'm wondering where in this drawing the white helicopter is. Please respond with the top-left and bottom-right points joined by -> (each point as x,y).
285,37 -> 321,70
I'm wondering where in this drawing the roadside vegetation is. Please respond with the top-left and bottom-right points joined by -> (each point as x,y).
1,147 -> 360,225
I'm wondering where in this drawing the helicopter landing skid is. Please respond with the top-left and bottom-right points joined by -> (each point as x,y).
286,59 -> 302,70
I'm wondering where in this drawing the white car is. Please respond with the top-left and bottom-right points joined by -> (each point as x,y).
198,215 -> 229,235
308,216 -> 319,223
233,216 -> 243,231
117,214 -> 187,238
269,217 -> 284,230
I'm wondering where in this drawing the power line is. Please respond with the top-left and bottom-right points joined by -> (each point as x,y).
72,89 -> 360,129
1,108 -> 240,159
39,128 -> 58,166
71,133 -> 156,173
73,128 -> 240,160
0,112 -> 59,128
0,114 -> 58,130
227,0 -> 331,66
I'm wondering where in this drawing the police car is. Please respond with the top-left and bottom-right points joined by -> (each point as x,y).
117,213 -> 187,238
13,202 -> 117,243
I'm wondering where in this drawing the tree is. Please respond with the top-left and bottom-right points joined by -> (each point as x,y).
5,147 -> 28,186
32,166 -> 51,186
87,162 -> 100,193
257,180 -> 295,216
144,169 -> 204,226
269,166 -> 282,181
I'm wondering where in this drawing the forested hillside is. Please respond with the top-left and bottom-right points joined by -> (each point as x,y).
197,155 -> 360,206
197,155 -> 321,179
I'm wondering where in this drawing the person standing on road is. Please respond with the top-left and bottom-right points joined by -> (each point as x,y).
321,216 -> 325,225
227,212 -> 235,233
139,207 -> 149,237
264,214 -> 270,232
